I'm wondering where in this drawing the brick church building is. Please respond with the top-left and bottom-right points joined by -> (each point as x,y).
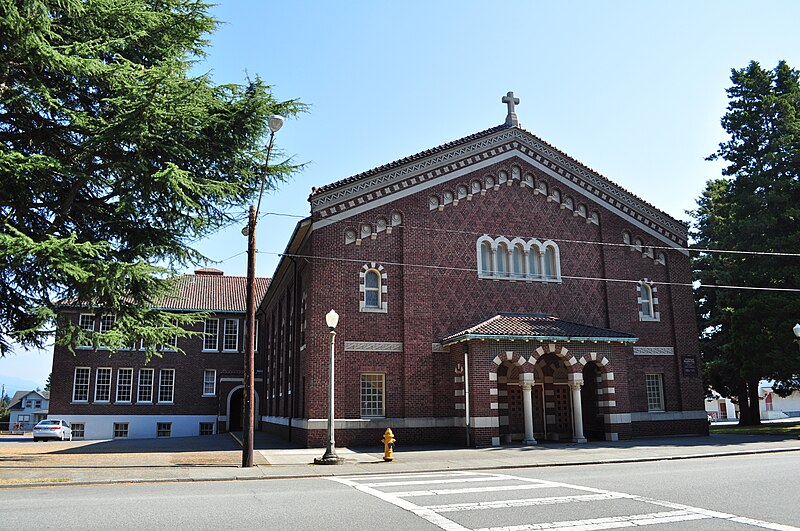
260,93 -> 707,447
48,93 -> 707,445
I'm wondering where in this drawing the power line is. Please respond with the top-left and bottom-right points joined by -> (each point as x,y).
235,209 -> 800,259
252,250 -> 800,293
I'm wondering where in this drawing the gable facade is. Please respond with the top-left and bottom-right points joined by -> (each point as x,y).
260,96 -> 706,447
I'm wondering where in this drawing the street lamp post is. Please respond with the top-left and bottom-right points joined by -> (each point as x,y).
315,309 -> 343,465
242,114 -> 284,468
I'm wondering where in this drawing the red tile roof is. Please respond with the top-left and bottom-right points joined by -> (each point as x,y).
442,313 -> 637,344
153,274 -> 270,313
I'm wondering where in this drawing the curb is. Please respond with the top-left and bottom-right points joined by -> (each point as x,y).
2,445 -> 799,489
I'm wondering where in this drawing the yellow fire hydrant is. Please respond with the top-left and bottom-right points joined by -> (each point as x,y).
382,428 -> 396,461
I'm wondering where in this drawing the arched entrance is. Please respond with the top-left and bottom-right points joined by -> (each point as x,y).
497,361 -> 538,445
225,386 -> 260,433
533,353 -> 573,441
581,362 -> 606,440
229,387 -> 243,432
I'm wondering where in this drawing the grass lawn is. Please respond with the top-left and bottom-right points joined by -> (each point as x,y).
710,421 -> 800,436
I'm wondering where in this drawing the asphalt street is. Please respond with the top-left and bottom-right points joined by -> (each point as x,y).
3,452 -> 798,530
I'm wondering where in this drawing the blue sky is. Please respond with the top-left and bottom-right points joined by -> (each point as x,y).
3,0 -> 800,395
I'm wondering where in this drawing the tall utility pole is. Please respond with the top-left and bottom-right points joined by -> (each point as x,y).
242,115 -> 284,468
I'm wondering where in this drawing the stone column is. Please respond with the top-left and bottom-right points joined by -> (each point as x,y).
570,381 -> 587,444
521,373 -> 536,445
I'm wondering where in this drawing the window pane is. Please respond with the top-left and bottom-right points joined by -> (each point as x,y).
544,247 -> 556,279
512,246 -> 524,277
116,369 -> 133,402
223,319 -> 239,351
365,271 -> 379,288
480,242 -> 492,275
159,369 -> 175,403
95,368 -> 111,402
203,319 -> 218,351
138,369 -> 154,403
73,368 -> 90,401
646,374 -> 664,412
203,370 -> 216,396
360,374 -> 385,417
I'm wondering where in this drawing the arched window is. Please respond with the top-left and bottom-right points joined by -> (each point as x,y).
542,241 -> 561,281
544,247 -> 556,279
511,244 -> 525,278
364,270 -> 380,308
360,263 -> 388,313
638,281 -> 659,321
528,247 -> 541,278
496,242 -> 509,277
480,240 -> 493,277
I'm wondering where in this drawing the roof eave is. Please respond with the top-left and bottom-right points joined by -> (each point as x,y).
441,333 -> 639,347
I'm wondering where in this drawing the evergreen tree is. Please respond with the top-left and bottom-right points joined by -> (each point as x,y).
0,0 -> 305,357
44,373 -> 51,392
693,61 -> 800,425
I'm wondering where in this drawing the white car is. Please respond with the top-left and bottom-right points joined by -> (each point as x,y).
32,419 -> 72,441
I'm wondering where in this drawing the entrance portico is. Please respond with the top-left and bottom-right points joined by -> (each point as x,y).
442,312 -> 637,447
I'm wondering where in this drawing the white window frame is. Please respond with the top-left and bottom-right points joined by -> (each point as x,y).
199,422 -> 215,436
94,368 -> 112,403
360,373 -> 386,418
71,423 -> 85,439
203,318 -> 219,351
116,368 -> 133,403
223,319 -> 239,352
72,367 -> 90,402
78,314 -> 95,348
646,373 -> 665,412
476,236 -> 560,283
158,369 -> 175,404
137,368 -> 154,403
203,369 -> 216,396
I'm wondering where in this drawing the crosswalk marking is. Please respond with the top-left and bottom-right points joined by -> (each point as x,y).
395,482 -> 555,498
361,475 -> 511,488
474,510 -> 711,531
328,471 -> 800,531
424,493 -> 624,512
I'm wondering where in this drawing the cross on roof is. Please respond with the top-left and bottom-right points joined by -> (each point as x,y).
502,91 -> 520,126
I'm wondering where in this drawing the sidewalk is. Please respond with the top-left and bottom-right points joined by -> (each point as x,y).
2,432 -> 799,488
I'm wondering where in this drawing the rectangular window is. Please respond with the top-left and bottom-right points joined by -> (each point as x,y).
199,422 -> 214,436
156,422 -> 172,438
646,373 -> 665,412
137,368 -> 154,403
223,319 -> 239,351
163,319 -> 179,351
360,373 -> 385,418
18,414 -> 30,422
73,367 -> 90,402
94,368 -> 112,402
98,314 -> 115,348
33,400 -> 41,409
203,319 -> 219,351
116,368 -> 133,403
71,423 -> 85,439
99,314 -> 115,333
113,423 -> 129,438
78,314 -> 95,347
158,369 -> 175,403
203,369 -> 216,396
